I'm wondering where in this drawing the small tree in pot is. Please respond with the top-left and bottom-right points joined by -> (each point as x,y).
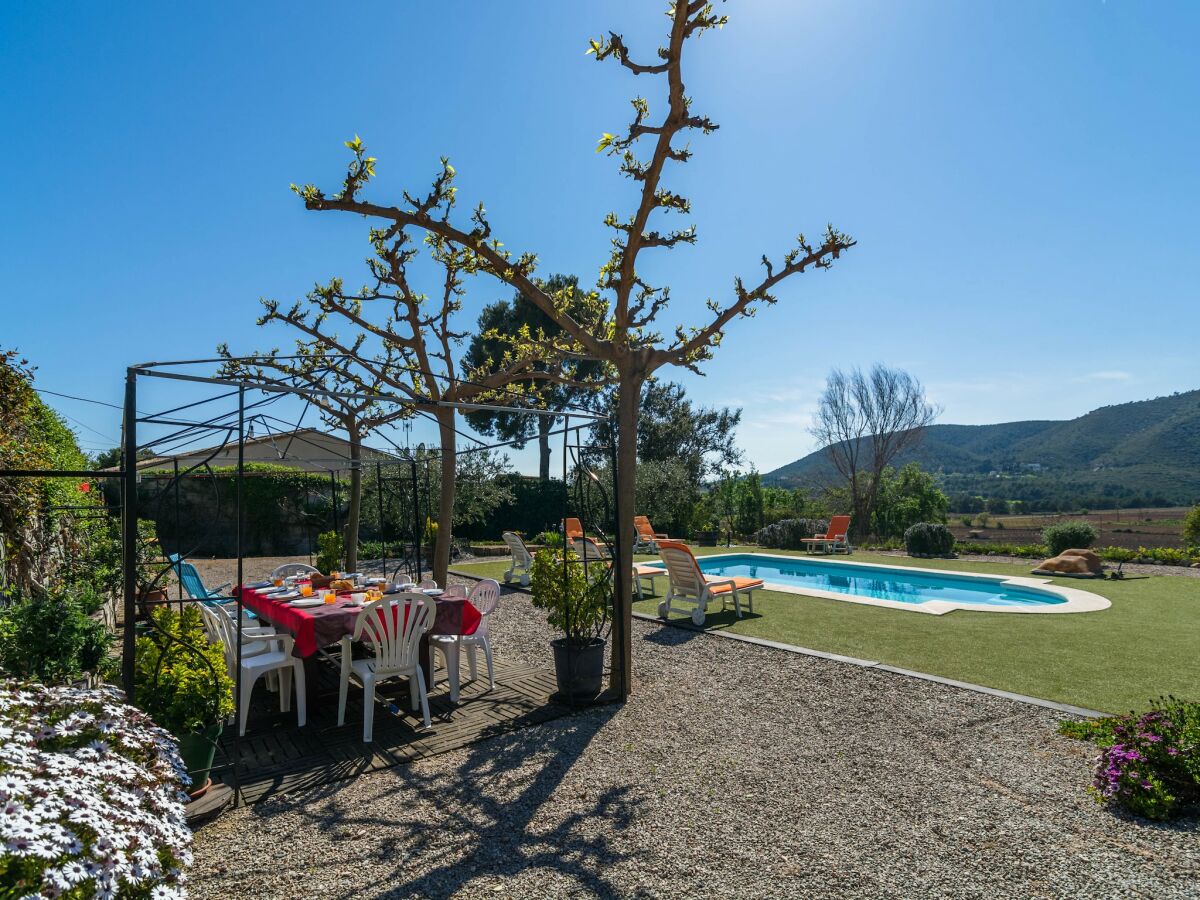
134,605 -> 234,795
530,547 -> 610,702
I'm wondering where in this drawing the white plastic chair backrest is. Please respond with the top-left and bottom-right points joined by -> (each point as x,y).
418,579 -> 439,590
271,563 -> 319,579
467,579 -> 501,638
503,531 -> 532,567
353,593 -> 435,673
442,583 -> 468,598
197,604 -> 238,677
658,541 -> 705,597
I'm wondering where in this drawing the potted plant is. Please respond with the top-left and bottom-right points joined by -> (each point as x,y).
695,516 -> 721,547
530,546 -> 609,702
134,604 -> 234,797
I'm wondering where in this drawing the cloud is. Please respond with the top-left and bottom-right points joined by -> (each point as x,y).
1075,370 -> 1132,382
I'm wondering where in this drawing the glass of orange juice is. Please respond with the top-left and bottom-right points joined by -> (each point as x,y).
273,577 -> 284,587
300,583 -> 313,597
324,591 -> 337,604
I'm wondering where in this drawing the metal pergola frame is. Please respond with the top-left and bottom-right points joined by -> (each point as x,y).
113,357 -> 627,805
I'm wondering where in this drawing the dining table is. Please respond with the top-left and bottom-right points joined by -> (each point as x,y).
233,584 -> 481,705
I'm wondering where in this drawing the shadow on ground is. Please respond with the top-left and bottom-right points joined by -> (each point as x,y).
247,705 -> 638,899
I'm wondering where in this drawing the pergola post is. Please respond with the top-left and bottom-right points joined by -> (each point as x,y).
121,368 -> 139,700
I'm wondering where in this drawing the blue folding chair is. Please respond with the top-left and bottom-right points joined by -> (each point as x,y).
167,553 -> 266,625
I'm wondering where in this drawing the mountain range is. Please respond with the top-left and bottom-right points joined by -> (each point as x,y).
763,389 -> 1200,506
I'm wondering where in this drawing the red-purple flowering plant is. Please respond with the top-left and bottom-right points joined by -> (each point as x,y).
1073,697 -> 1200,821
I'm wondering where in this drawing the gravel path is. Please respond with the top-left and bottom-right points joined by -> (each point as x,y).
188,563 -> 1199,899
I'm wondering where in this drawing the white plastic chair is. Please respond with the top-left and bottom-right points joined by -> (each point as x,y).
337,593 -> 436,740
271,562 -> 320,579
432,579 -> 501,700
418,578 -> 439,590
501,532 -> 533,586
199,604 -> 306,737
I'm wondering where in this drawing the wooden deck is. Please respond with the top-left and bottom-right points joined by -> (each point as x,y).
213,657 -> 578,804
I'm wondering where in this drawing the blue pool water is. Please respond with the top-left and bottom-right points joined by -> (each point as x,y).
648,554 -> 1065,608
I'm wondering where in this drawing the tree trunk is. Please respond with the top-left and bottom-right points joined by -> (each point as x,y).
537,414 -> 552,482
433,408 -> 457,586
344,426 -> 362,572
611,371 -> 641,700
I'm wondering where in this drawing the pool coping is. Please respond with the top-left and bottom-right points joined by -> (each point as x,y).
642,551 -> 1112,616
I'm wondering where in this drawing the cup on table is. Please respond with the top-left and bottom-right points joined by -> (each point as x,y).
324,591 -> 337,604
350,592 -> 366,604
300,584 -> 313,597
273,578 -> 284,587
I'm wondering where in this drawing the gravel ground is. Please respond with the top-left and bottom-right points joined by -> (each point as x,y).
187,558 -> 1199,899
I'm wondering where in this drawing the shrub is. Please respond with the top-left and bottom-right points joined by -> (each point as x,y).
315,529 -> 344,574
532,530 -> 564,549
529,548 -> 609,648
134,605 -> 234,737
1184,505 -> 1200,549
0,585 -> 112,684
1060,698 -> 1200,821
0,680 -> 192,897
1042,521 -> 1099,556
422,516 -> 439,546
754,518 -> 829,550
903,522 -> 955,556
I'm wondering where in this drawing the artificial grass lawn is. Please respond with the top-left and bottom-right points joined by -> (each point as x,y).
453,547 -> 1200,714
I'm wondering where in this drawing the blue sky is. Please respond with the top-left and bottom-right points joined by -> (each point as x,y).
2,1 -> 1197,475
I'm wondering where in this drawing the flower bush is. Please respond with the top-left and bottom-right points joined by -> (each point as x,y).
1060,697 -> 1200,821
0,680 -> 192,898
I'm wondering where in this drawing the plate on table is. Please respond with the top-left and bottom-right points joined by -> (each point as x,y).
271,590 -> 300,600
422,588 -> 444,597
247,580 -> 273,589
287,597 -> 324,609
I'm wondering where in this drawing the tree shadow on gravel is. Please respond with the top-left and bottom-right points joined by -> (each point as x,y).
247,705 -> 644,899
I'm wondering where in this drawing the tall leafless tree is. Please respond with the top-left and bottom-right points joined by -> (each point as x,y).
811,364 -> 940,539
289,3 -> 854,696
241,224 -> 599,587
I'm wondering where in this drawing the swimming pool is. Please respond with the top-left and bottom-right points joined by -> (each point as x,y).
645,553 -> 1110,615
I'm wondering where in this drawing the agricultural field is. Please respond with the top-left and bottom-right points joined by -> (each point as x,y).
951,506 -> 1192,550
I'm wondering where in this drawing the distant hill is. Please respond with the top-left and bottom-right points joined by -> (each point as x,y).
763,389 -> 1200,506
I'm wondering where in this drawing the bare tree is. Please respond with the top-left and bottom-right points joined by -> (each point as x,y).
217,340 -> 409,572
244,226 -> 596,586
288,3 -> 854,695
811,365 -> 940,539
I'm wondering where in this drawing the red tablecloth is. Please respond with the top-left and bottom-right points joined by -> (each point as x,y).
236,587 -> 480,657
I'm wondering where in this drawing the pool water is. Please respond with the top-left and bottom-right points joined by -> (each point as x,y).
648,553 -> 1066,609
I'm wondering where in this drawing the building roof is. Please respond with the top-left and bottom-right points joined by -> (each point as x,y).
104,427 -> 400,472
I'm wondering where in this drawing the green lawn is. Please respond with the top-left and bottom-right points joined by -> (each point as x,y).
453,546 -> 1200,713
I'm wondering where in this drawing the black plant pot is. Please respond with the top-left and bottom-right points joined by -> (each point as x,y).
550,638 -> 606,702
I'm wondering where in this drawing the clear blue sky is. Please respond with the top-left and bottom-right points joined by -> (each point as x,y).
3,1 -> 1198,474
